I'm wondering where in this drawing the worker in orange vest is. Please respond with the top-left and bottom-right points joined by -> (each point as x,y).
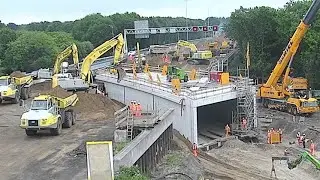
225,124 -> 230,137
278,128 -> 283,143
267,130 -> 271,144
132,101 -> 137,116
136,103 -> 142,117
129,101 -> 134,114
296,132 -> 301,145
241,117 -> 247,130
310,140 -> 316,156
192,143 -> 198,157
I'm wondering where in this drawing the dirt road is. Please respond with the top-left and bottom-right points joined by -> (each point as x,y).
0,102 -> 116,180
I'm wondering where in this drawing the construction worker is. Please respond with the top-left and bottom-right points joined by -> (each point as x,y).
296,132 -> 301,145
129,101 -> 134,114
225,124 -> 230,137
301,134 -> 306,148
132,101 -> 137,116
136,103 -> 142,117
310,140 -> 316,156
278,128 -> 283,143
241,117 -> 247,130
267,130 -> 271,144
192,143 -> 198,157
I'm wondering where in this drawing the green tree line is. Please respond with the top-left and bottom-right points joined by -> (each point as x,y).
225,0 -> 320,88
0,13 -> 224,74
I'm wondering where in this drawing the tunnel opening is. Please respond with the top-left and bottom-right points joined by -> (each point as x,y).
197,99 -> 237,145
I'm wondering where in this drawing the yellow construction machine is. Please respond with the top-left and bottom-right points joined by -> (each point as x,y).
0,73 -> 33,104
257,0 -> 320,116
172,40 -> 212,65
53,43 -> 79,75
19,92 -> 78,136
52,33 -> 125,91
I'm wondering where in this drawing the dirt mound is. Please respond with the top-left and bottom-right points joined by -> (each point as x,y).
74,92 -> 121,121
10,71 -> 27,78
40,86 -> 71,99
220,139 -> 248,150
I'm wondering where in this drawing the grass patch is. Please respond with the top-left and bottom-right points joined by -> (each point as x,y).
115,166 -> 148,180
164,151 -> 184,167
114,141 -> 128,154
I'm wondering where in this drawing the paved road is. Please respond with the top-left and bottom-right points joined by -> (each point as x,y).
0,101 -> 115,180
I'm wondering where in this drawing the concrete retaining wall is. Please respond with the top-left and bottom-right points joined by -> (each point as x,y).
113,108 -> 174,171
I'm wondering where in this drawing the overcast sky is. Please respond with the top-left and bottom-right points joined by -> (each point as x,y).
1,0 -> 291,24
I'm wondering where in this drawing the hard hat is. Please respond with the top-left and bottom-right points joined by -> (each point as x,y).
303,134 -> 306,136
138,103 -> 140,105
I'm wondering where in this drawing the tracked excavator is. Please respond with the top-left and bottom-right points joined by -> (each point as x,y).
271,151 -> 320,178
52,33 -> 125,91
53,43 -> 79,75
172,40 -> 212,65
257,0 -> 320,116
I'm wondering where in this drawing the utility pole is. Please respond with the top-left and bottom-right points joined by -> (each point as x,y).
108,25 -> 115,53
185,0 -> 189,41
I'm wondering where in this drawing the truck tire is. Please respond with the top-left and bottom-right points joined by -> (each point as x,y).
72,111 -> 76,125
21,87 -> 29,100
50,119 -> 62,136
167,76 -> 172,82
63,111 -> 72,128
12,92 -> 19,104
25,129 -> 37,136
184,75 -> 188,82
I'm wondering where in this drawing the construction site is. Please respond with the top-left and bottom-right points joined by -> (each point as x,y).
1,1 -> 320,179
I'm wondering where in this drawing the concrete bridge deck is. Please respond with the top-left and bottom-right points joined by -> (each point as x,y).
96,71 -> 241,145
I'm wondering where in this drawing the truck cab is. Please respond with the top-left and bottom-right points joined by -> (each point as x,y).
20,95 -> 60,135
0,76 -> 18,102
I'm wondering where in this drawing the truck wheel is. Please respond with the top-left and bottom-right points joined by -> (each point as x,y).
50,119 -> 62,136
72,111 -> 76,125
12,92 -> 19,104
63,111 -> 72,128
292,107 -> 298,115
21,87 -> 29,100
167,76 -> 172,82
184,75 -> 188,82
25,129 -> 37,136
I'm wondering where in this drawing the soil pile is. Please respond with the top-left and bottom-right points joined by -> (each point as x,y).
40,86 -> 71,99
74,92 -> 121,121
220,139 -> 248,150
10,71 -> 27,78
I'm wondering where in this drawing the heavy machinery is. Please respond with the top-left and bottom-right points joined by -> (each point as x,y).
53,43 -> 79,75
271,151 -> 320,178
52,33 -> 124,91
172,40 -> 213,65
166,66 -> 188,82
19,92 -> 78,136
0,73 -> 33,104
257,0 -> 320,116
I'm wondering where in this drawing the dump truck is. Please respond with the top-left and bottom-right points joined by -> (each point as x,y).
19,90 -> 78,136
166,66 -> 188,82
0,73 -> 33,104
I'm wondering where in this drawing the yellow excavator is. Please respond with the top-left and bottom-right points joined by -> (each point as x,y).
53,43 -> 79,75
52,33 -> 125,91
172,40 -> 212,65
257,0 -> 320,116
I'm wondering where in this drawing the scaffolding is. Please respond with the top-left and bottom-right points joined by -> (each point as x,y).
232,67 -> 256,134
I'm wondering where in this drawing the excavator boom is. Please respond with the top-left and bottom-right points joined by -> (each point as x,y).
53,43 -> 79,74
265,0 -> 320,87
80,33 -> 124,81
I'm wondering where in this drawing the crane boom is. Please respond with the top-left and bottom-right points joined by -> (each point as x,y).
80,33 -> 124,81
265,0 -> 320,87
53,43 -> 79,74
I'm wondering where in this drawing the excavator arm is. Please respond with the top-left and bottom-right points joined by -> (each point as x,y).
176,40 -> 197,53
288,151 -> 320,170
264,0 -> 320,88
53,43 -> 79,74
80,33 -> 124,82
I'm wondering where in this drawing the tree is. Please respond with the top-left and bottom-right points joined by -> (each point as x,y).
2,31 -> 58,73
0,28 -> 17,60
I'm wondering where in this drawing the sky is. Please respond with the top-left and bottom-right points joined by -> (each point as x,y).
0,0 -> 292,24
